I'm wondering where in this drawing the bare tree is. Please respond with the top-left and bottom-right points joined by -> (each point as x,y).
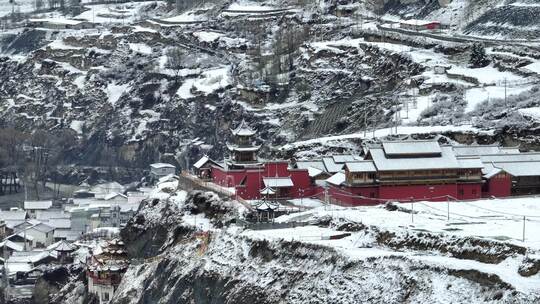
166,47 -> 187,83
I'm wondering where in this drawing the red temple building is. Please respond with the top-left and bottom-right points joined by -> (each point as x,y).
194,120 -> 318,200
194,120 -> 540,206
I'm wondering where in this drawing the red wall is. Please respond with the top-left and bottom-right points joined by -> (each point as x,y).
213,163 -> 316,200
485,172 -> 512,198
212,166 -> 247,187
328,185 -> 380,206
457,183 -> 482,200
379,184 -> 457,202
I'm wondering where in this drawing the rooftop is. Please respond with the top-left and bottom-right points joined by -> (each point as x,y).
0,210 -> 27,221
326,172 -> 346,186
381,140 -> 442,157
369,145 -> 460,171
24,200 -> 52,210
231,119 -> 256,136
193,155 -> 210,169
150,163 -> 176,169
263,177 -> 294,188
345,161 -> 377,173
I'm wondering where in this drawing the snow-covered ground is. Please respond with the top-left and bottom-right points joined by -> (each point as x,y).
76,1 -> 165,24
238,196 -> 540,295
281,124 -> 492,150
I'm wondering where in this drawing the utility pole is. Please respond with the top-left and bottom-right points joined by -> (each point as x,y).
411,200 -> 414,223
522,216 -> 526,242
504,78 -> 507,107
447,197 -> 450,221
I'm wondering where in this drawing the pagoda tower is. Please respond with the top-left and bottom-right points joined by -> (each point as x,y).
226,120 -> 262,169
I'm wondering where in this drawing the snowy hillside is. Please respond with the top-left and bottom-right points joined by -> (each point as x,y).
53,183 -> 540,303
0,0 -> 540,168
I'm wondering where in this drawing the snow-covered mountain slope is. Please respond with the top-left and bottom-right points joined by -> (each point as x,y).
53,184 -> 540,303
1,0 -> 540,169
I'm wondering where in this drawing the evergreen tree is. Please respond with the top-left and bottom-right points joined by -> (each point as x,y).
469,43 -> 490,68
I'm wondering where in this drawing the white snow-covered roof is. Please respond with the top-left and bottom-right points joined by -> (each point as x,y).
453,145 -> 504,156
326,172 -> 346,186
231,119 -> 256,136
6,262 -> 31,275
12,232 -> 34,241
480,153 -> 540,163
256,201 -> 279,211
307,167 -> 324,178
24,200 -> 52,210
0,240 -> 24,252
457,157 -> 484,169
296,161 -> 326,172
382,141 -> 442,156
44,218 -> 71,229
332,155 -> 359,163
369,146 -> 460,171
29,223 -> 55,233
263,177 -> 294,188
53,230 -> 82,241
54,241 -> 75,252
483,167 -> 504,179
119,203 -> 140,213
104,192 -> 127,201
36,210 -> 69,220
90,182 -> 124,194
0,210 -> 27,221
345,161 -> 377,173
226,143 -> 262,152
150,163 -> 176,169
322,157 -> 344,173
194,156 -> 210,169
489,161 -> 540,177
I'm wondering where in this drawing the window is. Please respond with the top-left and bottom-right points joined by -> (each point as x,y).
102,292 -> 110,301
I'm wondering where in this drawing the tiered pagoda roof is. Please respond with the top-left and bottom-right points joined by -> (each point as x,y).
230,119 -> 256,137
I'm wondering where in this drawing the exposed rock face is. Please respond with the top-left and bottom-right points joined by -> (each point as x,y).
95,192 -> 539,303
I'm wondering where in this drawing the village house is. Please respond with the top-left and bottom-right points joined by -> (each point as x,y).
150,163 -> 177,182
0,210 -> 28,232
18,222 -> 55,248
24,200 -> 53,218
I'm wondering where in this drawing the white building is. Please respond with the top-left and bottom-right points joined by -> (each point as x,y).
150,163 -> 176,180
19,223 -> 55,248
0,210 -> 28,230
24,200 -> 53,218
